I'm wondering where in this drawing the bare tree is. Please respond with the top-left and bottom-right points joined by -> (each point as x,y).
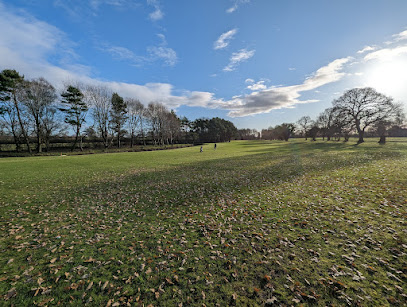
146,102 -> 164,145
0,97 -> 23,151
296,116 -> 313,140
126,98 -> 144,147
333,87 -> 400,143
22,78 -> 57,152
316,108 -> 336,141
163,110 -> 181,145
374,107 -> 404,144
84,85 -> 113,148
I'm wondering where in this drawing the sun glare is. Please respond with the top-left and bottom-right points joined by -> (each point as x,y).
365,58 -> 407,98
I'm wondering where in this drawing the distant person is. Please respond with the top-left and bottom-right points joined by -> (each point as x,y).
200,146 -> 203,152
214,143 -> 217,150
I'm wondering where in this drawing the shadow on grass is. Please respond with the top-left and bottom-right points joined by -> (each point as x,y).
67,140 -> 405,210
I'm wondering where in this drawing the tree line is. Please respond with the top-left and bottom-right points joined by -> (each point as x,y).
0,69 -> 237,153
239,87 -> 405,144
1,69 -> 406,153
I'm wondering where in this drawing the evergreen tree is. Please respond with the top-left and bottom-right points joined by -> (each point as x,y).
110,92 -> 127,148
59,86 -> 88,151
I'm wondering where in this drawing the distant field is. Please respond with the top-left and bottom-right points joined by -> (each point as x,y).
1,139 -> 406,306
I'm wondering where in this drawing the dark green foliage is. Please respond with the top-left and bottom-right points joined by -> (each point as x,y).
0,69 -> 24,100
59,86 -> 88,151
110,92 -> 127,148
190,117 -> 237,143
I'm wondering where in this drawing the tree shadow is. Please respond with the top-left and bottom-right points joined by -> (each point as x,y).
68,141 -> 405,210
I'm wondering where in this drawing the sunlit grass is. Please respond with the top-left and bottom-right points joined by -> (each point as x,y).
1,138 -> 406,305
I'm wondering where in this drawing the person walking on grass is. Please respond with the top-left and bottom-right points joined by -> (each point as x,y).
214,143 -> 217,150
200,146 -> 203,152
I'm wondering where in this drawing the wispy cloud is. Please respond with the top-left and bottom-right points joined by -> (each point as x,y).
54,0 -> 138,18
147,0 -> 163,21
226,0 -> 250,13
392,29 -> 407,42
148,46 -> 177,66
223,48 -> 255,71
98,33 -> 177,66
101,45 -> 147,65
214,29 -> 238,50
357,45 -> 376,54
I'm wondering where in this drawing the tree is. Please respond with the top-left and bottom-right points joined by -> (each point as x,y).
60,86 -> 88,151
307,124 -> 319,141
22,78 -> 57,153
146,102 -> 168,145
333,87 -> 400,144
126,98 -> 144,147
316,108 -> 337,141
163,110 -> 181,145
84,85 -> 113,148
297,116 -> 312,140
0,69 -> 31,153
374,107 -> 404,144
273,123 -> 295,141
110,93 -> 127,148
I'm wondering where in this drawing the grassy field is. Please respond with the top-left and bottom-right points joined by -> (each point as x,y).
1,139 -> 406,306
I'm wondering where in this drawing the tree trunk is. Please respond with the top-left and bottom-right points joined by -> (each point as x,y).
355,120 -> 364,144
13,92 -> 31,153
117,124 -> 121,148
34,116 -> 42,153
357,130 -> 364,144
72,127 -> 80,151
378,136 -> 386,144
80,135 -> 83,151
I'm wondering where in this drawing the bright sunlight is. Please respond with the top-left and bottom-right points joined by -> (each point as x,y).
365,57 -> 407,98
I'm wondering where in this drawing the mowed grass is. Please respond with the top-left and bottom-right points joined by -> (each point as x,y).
1,139 -> 406,306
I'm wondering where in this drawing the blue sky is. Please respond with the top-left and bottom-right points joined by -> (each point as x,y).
1,0 -> 407,130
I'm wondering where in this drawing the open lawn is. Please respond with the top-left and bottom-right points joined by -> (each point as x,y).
1,139 -> 406,306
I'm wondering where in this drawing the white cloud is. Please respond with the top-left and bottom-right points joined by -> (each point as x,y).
392,30 -> 407,42
223,49 -> 255,72
99,33 -> 177,67
224,57 -> 351,117
364,45 -> 407,62
0,3 -> 188,107
357,45 -> 376,54
226,0 -> 250,14
247,80 -> 266,91
214,29 -> 238,50
147,0 -> 163,21
148,46 -> 177,66
104,46 -> 141,61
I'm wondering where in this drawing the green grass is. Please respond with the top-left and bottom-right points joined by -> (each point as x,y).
1,139 -> 406,306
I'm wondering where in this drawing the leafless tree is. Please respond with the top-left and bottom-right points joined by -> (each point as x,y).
333,87 -> 400,143
296,116 -> 313,140
83,85 -> 113,148
126,98 -> 144,147
22,78 -> 57,152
